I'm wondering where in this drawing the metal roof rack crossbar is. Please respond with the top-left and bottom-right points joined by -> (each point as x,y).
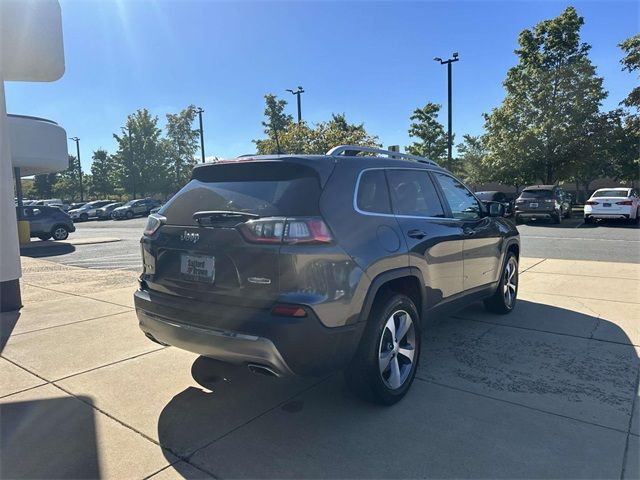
326,145 -> 439,167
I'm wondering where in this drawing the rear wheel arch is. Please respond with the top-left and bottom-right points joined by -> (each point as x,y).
359,269 -> 425,326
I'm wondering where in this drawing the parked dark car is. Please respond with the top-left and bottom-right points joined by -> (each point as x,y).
112,198 -> 160,220
514,185 -> 572,224
16,205 -> 75,241
135,146 -> 520,405
475,191 -> 514,217
95,202 -> 123,220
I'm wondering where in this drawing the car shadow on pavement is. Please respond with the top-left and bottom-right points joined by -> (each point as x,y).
517,217 -> 583,229
156,300 -> 638,479
19,242 -> 76,258
579,219 -> 640,230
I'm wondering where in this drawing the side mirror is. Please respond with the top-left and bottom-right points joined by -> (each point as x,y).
488,202 -> 505,217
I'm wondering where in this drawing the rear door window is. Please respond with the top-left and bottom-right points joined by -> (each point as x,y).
356,170 -> 391,214
387,169 -> 444,218
432,172 -> 482,220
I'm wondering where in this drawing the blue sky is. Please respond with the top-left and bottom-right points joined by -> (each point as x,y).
5,0 -> 638,172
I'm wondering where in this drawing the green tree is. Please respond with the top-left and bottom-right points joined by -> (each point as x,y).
32,173 -> 57,199
456,135 -> 490,186
256,94 -> 293,154
90,149 -> 114,198
406,103 -> 448,163
619,34 -> 640,110
113,109 -> 169,198
165,105 -> 200,190
617,34 -> 640,186
254,113 -> 379,155
53,155 -> 81,201
484,6 -> 607,184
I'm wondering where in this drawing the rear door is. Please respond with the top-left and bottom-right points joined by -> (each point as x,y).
432,172 -> 502,291
387,168 -> 465,303
143,161 -> 325,308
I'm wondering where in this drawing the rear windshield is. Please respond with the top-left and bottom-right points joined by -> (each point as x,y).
162,162 -> 322,225
520,189 -> 553,199
592,190 -> 629,198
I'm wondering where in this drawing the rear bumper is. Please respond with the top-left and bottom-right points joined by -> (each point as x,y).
134,288 -> 365,377
515,211 -> 554,219
585,213 -> 630,220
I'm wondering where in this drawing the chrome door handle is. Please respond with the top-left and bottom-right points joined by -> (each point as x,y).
407,229 -> 427,239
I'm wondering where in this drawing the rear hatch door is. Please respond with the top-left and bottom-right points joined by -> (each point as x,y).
143,160 -> 326,308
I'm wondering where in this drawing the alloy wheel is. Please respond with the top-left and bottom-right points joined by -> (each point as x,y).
503,257 -> 518,308
53,227 -> 68,240
378,310 -> 416,390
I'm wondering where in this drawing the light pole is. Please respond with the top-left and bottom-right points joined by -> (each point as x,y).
122,127 -> 136,199
286,86 -> 304,123
434,52 -> 459,171
69,137 -> 84,201
196,107 -> 205,163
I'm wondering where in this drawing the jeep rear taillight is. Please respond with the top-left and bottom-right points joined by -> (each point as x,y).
238,217 -> 333,244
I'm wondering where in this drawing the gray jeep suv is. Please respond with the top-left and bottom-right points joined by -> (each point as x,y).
135,146 -> 520,404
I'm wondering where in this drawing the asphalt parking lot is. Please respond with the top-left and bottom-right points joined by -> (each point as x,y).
20,214 -> 640,271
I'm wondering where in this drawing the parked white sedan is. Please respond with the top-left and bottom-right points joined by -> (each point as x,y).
584,188 -> 639,224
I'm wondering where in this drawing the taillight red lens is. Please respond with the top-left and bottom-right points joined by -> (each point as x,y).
271,305 -> 307,317
585,201 -> 599,205
616,200 -> 633,205
238,217 -> 333,244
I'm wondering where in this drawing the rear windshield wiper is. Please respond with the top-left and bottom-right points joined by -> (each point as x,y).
193,210 -> 259,225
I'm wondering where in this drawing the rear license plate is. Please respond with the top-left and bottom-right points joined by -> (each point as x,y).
603,203 -> 611,207
529,203 -> 538,208
180,254 -> 215,283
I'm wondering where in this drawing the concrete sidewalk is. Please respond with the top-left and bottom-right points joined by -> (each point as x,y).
1,256 -> 638,479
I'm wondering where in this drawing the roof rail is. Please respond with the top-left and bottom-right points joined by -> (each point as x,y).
326,145 -> 439,167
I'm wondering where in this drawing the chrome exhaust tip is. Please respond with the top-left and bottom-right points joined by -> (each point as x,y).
248,363 -> 280,377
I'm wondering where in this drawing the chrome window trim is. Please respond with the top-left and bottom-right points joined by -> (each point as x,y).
353,167 -> 459,222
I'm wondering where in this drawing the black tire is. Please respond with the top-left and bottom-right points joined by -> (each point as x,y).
565,208 -> 572,219
345,293 -> 421,405
514,215 -> 522,225
38,235 -> 51,241
484,252 -> 518,314
584,216 -> 593,224
125,210 -> 134,219
51,225 -> 69,241
80,213 -> 89,222
552,211 -> 562,224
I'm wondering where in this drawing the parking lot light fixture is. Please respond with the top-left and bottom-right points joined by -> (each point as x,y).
69,137 -> 84,202
121,127 -> 136,199
286,86 -> 304,123
434,53 -> 460,171
196,107 -> 205,163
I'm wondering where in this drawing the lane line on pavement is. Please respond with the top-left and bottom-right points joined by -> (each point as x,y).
522,235 -> 639,242
417,377 -> 630,435
8,309 -> 133,338
523,270 -> 640,280
452,315 -> 639,348
23,282 -> 138,311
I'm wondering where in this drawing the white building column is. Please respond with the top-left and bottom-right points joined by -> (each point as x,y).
0,79 -> 22,311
